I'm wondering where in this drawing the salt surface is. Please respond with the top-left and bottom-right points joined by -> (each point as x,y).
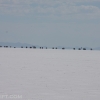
0,48 -> 100,100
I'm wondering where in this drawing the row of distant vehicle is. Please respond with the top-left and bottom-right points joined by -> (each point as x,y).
73,47 -> 92,50
0,46 -> 63,49
0,46 -> 92,50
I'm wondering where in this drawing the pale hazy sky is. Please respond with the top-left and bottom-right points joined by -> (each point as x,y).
0,0 -> 100,47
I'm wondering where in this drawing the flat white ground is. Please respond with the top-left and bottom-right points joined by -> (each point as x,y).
0,48 -> 100,100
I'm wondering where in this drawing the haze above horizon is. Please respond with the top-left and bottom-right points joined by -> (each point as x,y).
0,0 -> 100,48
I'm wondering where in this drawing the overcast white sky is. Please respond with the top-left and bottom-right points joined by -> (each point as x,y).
0,0 -> 100,47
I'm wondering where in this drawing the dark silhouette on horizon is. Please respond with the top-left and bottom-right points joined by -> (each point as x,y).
90,48 -> 92,50
73,48 -> 75,50
83,48 -> 86,50
78,48 -> 81,50
33,46 -> 36,49
62,47 -> 65,50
